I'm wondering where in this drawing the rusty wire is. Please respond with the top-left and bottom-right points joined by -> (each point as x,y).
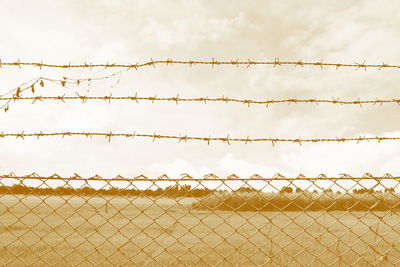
2,94 -> 400,107
0,131 -> 398,145
0,58 -> 398,70
0,173 -> 400,266
0,172 -> 398,181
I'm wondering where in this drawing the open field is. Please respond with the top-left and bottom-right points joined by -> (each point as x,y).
1,194 -> 400,266
194,191 -> 400,211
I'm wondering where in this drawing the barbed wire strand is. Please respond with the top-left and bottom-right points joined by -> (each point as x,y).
2,94 -> 400,107
0,59 -> 397,70
0,172 -> 397,181
0,131 -> 398,145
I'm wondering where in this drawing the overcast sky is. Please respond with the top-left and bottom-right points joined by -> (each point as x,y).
0,0 -> 400,182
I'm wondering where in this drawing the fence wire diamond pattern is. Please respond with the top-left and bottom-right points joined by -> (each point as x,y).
0,173 -> 399,266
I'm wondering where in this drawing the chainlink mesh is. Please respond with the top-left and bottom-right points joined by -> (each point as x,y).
0,174 -> 399,266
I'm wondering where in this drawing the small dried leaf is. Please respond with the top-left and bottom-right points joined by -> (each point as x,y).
61,81 -> 66,87
15,87 -> 21,97
40,80 -> 44,87
4,105 -> 8,112
31,84 -> 35,93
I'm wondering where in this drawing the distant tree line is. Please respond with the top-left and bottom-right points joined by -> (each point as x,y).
279,186 -> 396,194
0,184 -> 396,197
0,184 -> 216,197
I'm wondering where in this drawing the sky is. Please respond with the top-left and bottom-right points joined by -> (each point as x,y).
0,0 -> 400,188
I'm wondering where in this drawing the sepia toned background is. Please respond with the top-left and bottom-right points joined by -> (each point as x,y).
0,0 -> 399,180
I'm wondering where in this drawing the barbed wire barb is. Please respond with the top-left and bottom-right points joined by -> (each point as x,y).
274,58 -> 281,67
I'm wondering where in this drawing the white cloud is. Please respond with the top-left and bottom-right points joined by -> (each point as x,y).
279,131 -> 400,177
219,153 -> 281,176
147,159 -> 212,177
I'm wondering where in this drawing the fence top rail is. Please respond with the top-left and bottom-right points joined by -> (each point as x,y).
0,173 -> 398,181
0,59 -> 397,70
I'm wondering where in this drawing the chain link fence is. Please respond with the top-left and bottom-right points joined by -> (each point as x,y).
1,57 -> 398,266
0,174 -> 399,266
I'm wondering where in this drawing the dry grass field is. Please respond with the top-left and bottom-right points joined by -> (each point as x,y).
194,190 -> 400,211
1,194 -> 400,266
